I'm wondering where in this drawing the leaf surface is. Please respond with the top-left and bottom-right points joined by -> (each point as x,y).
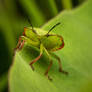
9,0 -> 92,92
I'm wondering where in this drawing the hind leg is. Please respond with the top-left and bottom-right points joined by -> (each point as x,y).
14,37 -> 25,56
50,53 -> 68,75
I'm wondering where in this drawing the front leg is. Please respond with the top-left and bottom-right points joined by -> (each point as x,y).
30,53 -> 42,70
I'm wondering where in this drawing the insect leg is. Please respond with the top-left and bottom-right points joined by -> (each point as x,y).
44,60 -> 53,81
44,49 -> 53,80
50,52 -> 68,75
30,44 -> 43,70
30,53 -> 42,70
15,35 -> 38,52
14,37 -> 25,53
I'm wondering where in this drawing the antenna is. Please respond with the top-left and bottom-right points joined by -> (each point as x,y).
46,22 -> 61,35
27,17 -> 37,34
27,18 -> 34,31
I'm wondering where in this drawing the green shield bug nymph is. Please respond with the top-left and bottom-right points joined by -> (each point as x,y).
15,22 -> 68,80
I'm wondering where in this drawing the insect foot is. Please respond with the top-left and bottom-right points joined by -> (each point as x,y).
48,76 -> 52,81
59,68 -> 68,75
45,74 -> 52,81
44,72 -> 52,81
30,64 -> 35,71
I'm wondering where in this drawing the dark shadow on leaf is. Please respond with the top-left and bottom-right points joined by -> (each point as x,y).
18,44 -> 52,73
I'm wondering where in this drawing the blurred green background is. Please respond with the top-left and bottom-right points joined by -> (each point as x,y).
0,0 -> 85,92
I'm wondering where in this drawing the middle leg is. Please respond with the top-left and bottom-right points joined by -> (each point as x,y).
44,48 -> 53,80
44,60 -> 53,80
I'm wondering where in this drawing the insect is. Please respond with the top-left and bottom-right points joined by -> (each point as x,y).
15,22 -> 68,80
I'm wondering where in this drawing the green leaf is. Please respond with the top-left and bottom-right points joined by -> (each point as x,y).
0,73 -> 8,92
9,0 -> 92,92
